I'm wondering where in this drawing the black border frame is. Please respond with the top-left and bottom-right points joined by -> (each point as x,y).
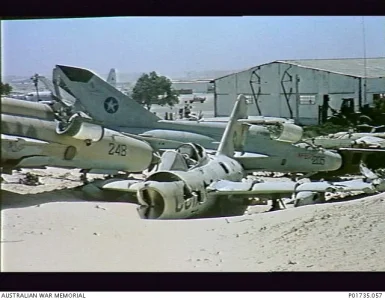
0,272 -> 384,291
2,3 -> 385,292
1,0 -> 385,18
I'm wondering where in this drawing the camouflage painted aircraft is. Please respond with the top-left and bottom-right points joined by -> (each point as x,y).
50,64 -> 350,177
83,95 -> 385,220
1,97 -> 159,176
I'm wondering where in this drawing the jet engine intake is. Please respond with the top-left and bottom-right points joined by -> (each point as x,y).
269,123 -> 303,143
56,115 -> 103,142
138,184 -> 167,219
137,180 -> 197,219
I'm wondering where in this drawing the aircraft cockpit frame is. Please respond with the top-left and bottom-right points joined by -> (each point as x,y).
175,143 -> 209,169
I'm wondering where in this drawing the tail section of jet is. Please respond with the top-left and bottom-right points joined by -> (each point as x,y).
55,65 -> 160,128
106,68 -> 117,87
216,94 -> 249,157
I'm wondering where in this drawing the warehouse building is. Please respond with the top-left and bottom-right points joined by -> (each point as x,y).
212,57 -> 385,125
172,80 -> 214,94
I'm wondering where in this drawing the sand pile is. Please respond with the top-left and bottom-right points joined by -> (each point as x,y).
1,168 -> 384,272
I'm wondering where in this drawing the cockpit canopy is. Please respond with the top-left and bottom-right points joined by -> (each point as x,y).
157,143 -> 210,172
176,143 -> 208,163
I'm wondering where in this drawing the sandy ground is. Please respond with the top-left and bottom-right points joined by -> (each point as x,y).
1,167 -> 385,272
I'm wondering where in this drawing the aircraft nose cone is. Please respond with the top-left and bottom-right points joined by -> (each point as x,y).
327,150 -> 343,171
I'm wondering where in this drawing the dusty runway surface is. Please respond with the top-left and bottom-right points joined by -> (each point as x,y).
1,168 -> 385,272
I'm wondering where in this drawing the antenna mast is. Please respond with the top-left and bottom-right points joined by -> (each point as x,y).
362,16 -> 367,105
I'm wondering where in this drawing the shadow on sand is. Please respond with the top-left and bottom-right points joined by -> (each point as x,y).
0,185 -> 138,210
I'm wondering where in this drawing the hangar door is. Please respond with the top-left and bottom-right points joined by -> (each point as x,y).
298,94 -> 318,125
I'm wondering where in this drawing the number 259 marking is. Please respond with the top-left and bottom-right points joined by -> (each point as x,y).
109,143 -> 127,156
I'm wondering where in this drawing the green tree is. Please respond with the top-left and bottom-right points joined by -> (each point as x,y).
0,82 -> 13,95
132,71 -> 179,110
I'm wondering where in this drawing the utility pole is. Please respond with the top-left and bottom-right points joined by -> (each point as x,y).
295,75 -> 300,125
31,73 -> 40,101
362,16 -> 367,105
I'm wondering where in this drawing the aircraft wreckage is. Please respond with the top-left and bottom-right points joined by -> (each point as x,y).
2,70 -> 385,219
81,96 -> 385,219
32,64 -> 384,177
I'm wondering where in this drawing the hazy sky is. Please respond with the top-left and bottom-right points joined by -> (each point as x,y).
2,16 -> 384,77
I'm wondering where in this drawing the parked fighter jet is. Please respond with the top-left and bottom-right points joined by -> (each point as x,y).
1,97 -> 158,177
304,131 -> 385,176
52,64 -> 347,177
83,95 -> 385,220
307,131 -> 385,149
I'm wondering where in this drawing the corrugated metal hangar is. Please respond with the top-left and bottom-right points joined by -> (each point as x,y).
212,57 -> 385,125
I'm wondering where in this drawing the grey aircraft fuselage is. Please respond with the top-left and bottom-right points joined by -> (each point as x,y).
54,65 -> 344,175
1,97 -> 157,174
115,122 -> 344,174
87,95 -> 385,220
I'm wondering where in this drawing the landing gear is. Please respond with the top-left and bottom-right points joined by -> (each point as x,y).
80,169 -> 89,184
269,196 -> 287,211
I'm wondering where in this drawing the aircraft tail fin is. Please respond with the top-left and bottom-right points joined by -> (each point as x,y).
106,68 -> 117,87
54,65 -> 160,128
216,94 -> 249,157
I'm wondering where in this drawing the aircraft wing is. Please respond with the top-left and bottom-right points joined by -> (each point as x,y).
310,135 -> 385,150
207,179 -> 296,196
338,148 -> 385,153
137,133 -> 220,153
86,178 -> 145,193
185,116 -> 294,125
352,136 -> 385,148
206,178 -> 381,197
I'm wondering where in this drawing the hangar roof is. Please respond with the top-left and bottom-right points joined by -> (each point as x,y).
279,57 -> 385,78
214,57 -> 385,80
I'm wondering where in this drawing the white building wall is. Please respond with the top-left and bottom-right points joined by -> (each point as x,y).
365,77 -> 385,103
172,81 -> 212,94
214,62 -> 385,125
